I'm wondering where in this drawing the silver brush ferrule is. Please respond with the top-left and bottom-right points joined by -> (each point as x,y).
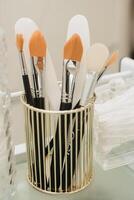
31,57 -> 45,98
61,59 -> 80,103
38,68 -> 44,97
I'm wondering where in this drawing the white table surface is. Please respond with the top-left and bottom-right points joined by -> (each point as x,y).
13,162 -> 134,200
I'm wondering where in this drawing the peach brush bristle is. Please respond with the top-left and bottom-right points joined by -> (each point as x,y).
16,34 -> 24,52
105,51 -> 119,67
29,31 -> 47,58
64,33 -> 83,62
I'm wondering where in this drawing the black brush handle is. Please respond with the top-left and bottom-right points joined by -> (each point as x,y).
22,74 -> 33,105
22,75 -> 43,185
61,106 -> 86,190
39,97 -> 45,110
44,101 -> 81,156
32,97 -> 45,189
22,72 -> 46,188
34,97 -> 44,109
48,102 -> 72,192
45,138 -> 53,156
97,68 -> 105,82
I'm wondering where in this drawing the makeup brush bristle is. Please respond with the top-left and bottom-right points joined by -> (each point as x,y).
29,31 -> 47,58
64,33 -> 83,62
106,51 -> 119,67
87,43 -> 109,72
16,34 -> 24,52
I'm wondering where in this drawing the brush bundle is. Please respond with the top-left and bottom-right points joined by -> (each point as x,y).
16,15 -> 118,193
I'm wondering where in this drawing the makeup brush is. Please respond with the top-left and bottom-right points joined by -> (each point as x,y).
16,34 -> 41,186
29,30 -> 47,109
67,15 -> 90,108
61,43 -> 109,190
61,33 -> 83,108
45,33 -> 83,156
97,51 -> 119,81
29,30 -> 47,189
16,34 -> 33,105
15,18 -> 39,93
80,43 -> 109,105
49,33 -> 83,191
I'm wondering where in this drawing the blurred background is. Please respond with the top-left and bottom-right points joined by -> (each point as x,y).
0,0 -> 133,145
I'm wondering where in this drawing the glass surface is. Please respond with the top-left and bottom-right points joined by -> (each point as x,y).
14,161 -> 134,200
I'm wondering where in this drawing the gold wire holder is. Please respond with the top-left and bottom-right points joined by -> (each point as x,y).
21,96 -> 95,194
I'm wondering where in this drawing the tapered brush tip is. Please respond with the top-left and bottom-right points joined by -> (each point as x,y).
106,51 -> 119,66
64,33 -> 83,62
29,31 -> 47,57
16,34 -> 24,52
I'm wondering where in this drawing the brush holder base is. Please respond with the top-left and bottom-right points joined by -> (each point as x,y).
21,96 -> 95,194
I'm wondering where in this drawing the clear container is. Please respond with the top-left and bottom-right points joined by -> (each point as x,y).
0,27 -> 16,200
94,75 -> 134,170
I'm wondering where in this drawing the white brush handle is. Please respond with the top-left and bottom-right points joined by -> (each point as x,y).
44,50 -> 61,110
80,73 -> 94,106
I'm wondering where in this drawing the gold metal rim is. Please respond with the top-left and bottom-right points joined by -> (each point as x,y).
27,174 -> 93,194
20,95 -> 95,114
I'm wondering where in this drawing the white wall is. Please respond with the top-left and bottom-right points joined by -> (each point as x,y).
0,0 -> 131,144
